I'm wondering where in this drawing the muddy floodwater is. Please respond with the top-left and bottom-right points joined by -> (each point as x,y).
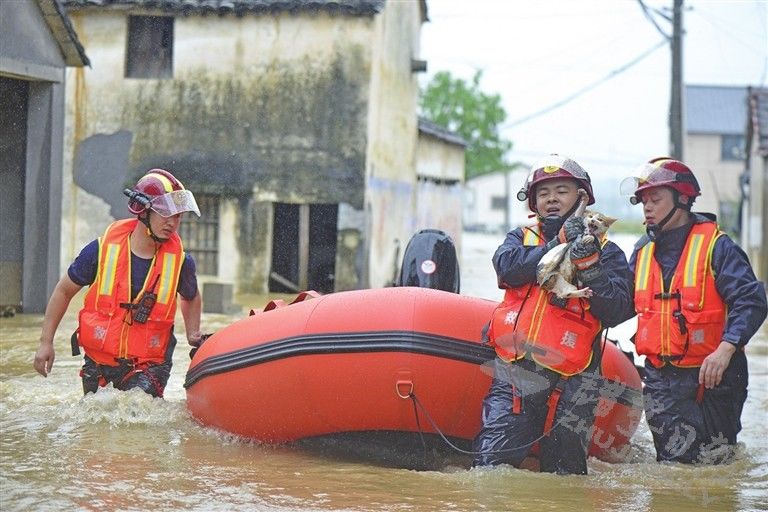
1,232 -> 766,511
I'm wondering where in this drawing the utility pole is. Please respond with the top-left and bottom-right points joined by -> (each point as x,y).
637,0 -> 684,158
669,0 -> 684,159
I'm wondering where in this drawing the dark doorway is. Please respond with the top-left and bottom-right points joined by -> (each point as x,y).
270,203 -> 338,294
0,77 -> 29,309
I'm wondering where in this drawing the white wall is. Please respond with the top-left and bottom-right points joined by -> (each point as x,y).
415,132 -> 465,253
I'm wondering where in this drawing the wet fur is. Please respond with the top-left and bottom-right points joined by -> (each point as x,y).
536,191 -> 616,299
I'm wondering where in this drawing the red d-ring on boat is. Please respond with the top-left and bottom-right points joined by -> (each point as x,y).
396,380 -> 414,399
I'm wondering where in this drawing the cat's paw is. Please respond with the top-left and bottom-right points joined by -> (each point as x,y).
567,287 -> 593,298
582,234 -> 595,244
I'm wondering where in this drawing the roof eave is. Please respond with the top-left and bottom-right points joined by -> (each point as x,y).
36,0 -> 90,67
62,0 -> 386,17
418,118 -> 467,148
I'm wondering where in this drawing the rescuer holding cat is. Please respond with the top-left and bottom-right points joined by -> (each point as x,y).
473,154 -> 635,475
622,157 -> 766,464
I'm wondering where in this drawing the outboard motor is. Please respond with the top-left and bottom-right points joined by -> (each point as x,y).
397,229 -> 460,293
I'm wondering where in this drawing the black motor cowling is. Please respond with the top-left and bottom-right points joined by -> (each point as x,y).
397,229 -> 460,293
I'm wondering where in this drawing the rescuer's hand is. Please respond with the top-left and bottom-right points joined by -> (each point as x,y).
33,341 -> 55,377
187,331 -> 204,347
559,216 -> 585,244
699,341 -> 737,388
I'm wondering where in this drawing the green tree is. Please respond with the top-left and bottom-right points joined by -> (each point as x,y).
419,70 -> 514,179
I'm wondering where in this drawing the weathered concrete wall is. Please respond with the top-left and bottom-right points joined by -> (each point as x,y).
336,203 -> 366,291
215,198 -> 240,284
415,133 -> 465,254
62,10 -> 375,292
364,0 -> 423,288
416,134 -> 464,182
414,179 -> 464,253
62,14 -> 128,265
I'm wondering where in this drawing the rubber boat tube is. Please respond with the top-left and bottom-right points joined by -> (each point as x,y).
185,287 -> 642,462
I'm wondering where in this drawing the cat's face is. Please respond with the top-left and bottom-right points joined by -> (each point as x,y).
583,210 -> 617,236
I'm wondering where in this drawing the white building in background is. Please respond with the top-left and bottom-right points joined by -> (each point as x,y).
464,169 -> 530,234
684,85 -> 748,234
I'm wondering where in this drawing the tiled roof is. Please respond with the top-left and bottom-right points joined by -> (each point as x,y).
685,85 -> 748,135
418,118 -> 466,147
37,0 -> 90,66
748,88 -> 768,155
62,0 -> 385,16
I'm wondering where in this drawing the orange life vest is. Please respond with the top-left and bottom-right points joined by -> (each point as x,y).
78,219 -> 184,366
633,221 -> 726,368
488,224 -> 604,376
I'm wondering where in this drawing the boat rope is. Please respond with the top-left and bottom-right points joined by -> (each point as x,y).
405,334 -> 610,458
410,393 -> 428,457
406,390 -> 563,456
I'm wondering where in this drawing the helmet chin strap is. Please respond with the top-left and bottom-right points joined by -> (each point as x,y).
536,195 -> 583,223
139,211 -> 168,243
561,198 -> 582,220
645,208 -> 675,240
646,192 -> 690,240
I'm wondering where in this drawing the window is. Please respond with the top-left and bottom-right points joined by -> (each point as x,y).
179,194 -> 219,275
125,16 -> 173,79
721,134 -> 745,161
490,196 -> 506,210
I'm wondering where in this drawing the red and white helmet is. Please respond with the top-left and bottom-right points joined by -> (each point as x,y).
621,157 -> 701,205
517,154 -> 595,212
127,168 -> 200,217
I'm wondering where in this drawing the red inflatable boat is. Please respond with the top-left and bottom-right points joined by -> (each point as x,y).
185,287 -> 642,462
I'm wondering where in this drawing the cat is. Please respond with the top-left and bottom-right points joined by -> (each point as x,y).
536,198 -> 617,300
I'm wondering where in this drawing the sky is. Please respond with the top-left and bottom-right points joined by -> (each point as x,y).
419,0 -> 768,215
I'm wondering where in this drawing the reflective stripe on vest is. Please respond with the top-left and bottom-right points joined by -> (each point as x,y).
522,225 -> 542,246
78,219 -> 185,365
157,252 -> 178,310
488,223 -> 604,376
98,243 -> 120,297
633,221 -> 726,367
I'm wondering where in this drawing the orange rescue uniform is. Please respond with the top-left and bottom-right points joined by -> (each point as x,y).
488,224 -> 605,376
633,221 -> 726,367
77,219 -> 184,366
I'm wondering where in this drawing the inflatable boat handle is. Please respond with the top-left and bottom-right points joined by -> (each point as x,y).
263,299 -> 287,312
290,290 -> 321,304
396,380 -> 414,399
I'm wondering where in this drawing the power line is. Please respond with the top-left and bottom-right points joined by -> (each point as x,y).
691,7 -> 767,56
637,0 -> 672,40
502,39 -> 668,129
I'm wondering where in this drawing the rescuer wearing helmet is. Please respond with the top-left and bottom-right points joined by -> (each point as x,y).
622,157 -> 766,464
33,169 -> 205,398
473,154 -> 635,474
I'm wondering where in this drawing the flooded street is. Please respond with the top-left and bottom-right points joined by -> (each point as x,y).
1,232 -> 766,511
